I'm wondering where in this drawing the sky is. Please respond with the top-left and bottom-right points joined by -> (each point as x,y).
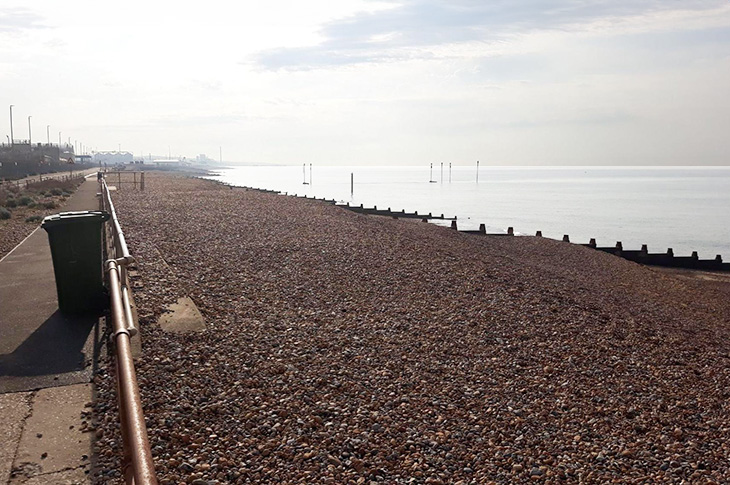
1,0 -> 729,165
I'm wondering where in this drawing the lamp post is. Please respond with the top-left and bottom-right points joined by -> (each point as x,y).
28,116 -> 32,145
47,125 -> 50,145
9,105 -> 14,146
59,131 -> 61,147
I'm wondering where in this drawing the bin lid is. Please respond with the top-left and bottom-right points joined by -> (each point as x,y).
41,210 -> 110,229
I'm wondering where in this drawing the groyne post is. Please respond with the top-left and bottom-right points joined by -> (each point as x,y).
451,221 -> 458,230
479,224 -> 486,234
536,231 -> 542,237
563,235 -> 570,242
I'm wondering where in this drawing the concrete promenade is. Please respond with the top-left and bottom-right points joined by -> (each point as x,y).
0,175 -> 102,484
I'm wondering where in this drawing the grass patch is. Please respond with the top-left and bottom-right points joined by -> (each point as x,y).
25,215 -> 43,223
0,207 -> 10,220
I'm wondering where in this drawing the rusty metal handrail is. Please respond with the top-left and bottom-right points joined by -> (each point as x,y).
100,176 -> 158,485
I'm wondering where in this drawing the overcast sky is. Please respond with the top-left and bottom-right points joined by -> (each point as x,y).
1,1 -> 729,165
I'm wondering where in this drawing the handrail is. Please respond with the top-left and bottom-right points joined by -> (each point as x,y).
100,176 -> 157,485
101,178 -> 132,261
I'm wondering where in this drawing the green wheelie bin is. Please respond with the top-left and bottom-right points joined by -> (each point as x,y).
41,211 -> 110,314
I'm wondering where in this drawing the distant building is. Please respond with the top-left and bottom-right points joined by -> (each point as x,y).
93,151 -> 133,166
152,159 -> 184,167
0,142 -> 78,179
195,154 -> 215,164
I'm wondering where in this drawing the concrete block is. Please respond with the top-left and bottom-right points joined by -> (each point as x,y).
158,296 -> 206,334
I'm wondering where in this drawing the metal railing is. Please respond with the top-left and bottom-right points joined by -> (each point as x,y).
0,172 -> 87,189
100,176 -> 158,485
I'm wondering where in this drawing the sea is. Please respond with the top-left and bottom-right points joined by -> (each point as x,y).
204,165 -> 730,260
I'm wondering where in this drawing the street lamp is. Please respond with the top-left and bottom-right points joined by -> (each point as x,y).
59,132 -> 61,147
9,105 -> 14,146
28,116 -> 32,145
47,125 -> 50,145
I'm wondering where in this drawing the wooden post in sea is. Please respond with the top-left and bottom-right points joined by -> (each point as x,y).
440,162 -> 443,183
310,163 -> 312,185
449,162 -> 452,183
140,172 -> 145,191
476,160 -> 479,183
350,173 -> 354,195
430,163 -> 433,183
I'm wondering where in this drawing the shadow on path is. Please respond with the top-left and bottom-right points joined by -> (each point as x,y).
0,310 -> 97,377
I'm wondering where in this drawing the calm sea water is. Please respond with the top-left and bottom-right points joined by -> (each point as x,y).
205,165 -> 730,259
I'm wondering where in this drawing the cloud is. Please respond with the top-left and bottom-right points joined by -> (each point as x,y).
0,7 -> 47,34
255,0 -> 728,70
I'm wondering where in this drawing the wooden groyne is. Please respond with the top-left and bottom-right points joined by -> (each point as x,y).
201,178 -> 727,272
579,240 -> 730,271
446,220 -> 728,271
460,224 -> 514,236
202,180 -> 458,221
337,202 -> 456,221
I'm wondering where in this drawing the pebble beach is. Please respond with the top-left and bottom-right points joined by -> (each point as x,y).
92,173 -> 730,484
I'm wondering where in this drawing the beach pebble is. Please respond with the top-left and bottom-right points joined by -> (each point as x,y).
89,174 -> 730,484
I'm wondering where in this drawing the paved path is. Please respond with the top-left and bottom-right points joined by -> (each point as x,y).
0,175 -> 102,484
